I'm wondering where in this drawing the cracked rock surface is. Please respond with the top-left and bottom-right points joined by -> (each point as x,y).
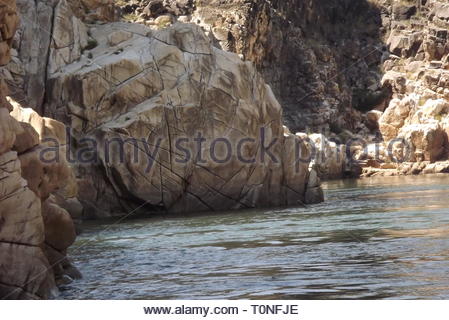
0,0 -> 80,299
43,20 -> 322,217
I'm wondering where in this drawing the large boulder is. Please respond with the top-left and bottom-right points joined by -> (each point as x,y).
379,97 -> 415,142
398,123 -> 448,162
44,22 -> 323,216
41,197 -> 77,252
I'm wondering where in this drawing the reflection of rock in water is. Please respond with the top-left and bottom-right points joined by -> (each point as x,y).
377,225 -> 449,239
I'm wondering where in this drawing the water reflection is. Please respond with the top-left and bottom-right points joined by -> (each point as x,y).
61,174 -> 449,299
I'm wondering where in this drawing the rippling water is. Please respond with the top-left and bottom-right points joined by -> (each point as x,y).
61,174 -> 449,299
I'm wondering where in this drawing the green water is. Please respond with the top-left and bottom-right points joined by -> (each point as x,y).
61,174 -> 449,299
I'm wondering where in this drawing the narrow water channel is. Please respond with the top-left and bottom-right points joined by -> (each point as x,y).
61,174 -> 449,299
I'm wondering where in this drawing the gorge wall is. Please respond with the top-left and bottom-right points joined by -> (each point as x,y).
372,0 -> 449,176
114,0 -> 387,133
5,0 -> 387,133
4,0 -> 449,219
114,0 -> 449,178
0,0 -> 80,299
3,0 -> 324,219
191,0 -> 386,134
3,0 -> 449,218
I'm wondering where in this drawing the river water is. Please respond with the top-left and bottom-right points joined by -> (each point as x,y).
61,174 -> 449,299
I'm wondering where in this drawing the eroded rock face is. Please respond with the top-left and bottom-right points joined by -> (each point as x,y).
0,99 -> 79,299
0,0 -> 19,65
376,0 -> 449,167
7,0 -> 390,134
0,1 -> 79,298
0,148 -> 58,299
42,21 -> 322,217
2,0 -> 116,114
114,0 -> 387,134
2,0 -> 55,113
108,0 -> 449,179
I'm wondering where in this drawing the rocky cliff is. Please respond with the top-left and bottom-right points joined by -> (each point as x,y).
112,0 -> 449,178
0,0 -> 79,299
343,0 -> 449,177
372,0 -> 449,175
4,0 -> 449,218
1,0 -> 324,218
6,0 -> 449,216
114,0 -> 387,133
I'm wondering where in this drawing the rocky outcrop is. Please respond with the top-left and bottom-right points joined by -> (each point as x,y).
2,0 -> 325,219
2,0 -> 55,113
0,99 -> 80,299
114,0 -> 388,134
0,0 -> 18,65
2,0 -> 117,114
6,0 -> 392,134
4,0 -> 449,300
41,20 -> 322,217
0,98 -> 80,299
109,0 -> 449,180
12,0 -> 449,218
365,0 -> 449,175
0,0 -> 79,299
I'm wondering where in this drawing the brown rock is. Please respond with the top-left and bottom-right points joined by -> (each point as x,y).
398,123 -> 448,162
13,122 -> 40,154
0,0 -> 79,300
0,151 -> 44,245
365,110 -> 383,131
0,243 -> 56,299
0,107 -> 18,154
379,98 -> 412,142
0,0 -> 19,65
42,197 -> 77,252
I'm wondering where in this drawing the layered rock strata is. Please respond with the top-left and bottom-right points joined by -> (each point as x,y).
0,0 -> 79,299
351,0 -> 449,177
